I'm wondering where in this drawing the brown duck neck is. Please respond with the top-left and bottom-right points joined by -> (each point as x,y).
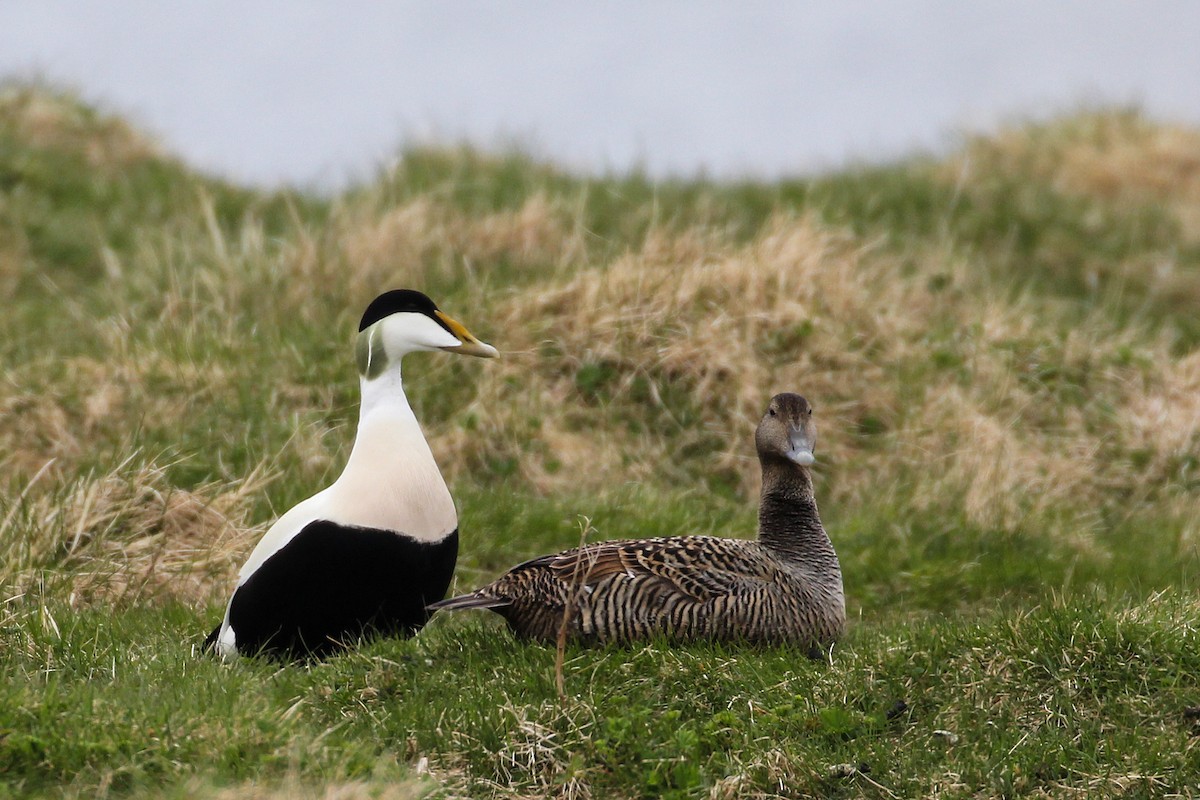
757,459 -> 838,569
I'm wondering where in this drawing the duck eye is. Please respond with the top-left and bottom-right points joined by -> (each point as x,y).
768,408 -> 776,416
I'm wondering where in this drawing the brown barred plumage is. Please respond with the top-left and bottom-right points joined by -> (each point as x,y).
429,393 -> 844,649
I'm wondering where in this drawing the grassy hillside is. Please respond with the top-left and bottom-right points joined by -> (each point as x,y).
2,82 -> 1200,797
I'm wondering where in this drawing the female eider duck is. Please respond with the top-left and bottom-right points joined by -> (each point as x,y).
429,393 -> 844,650
206,289 -> 496,659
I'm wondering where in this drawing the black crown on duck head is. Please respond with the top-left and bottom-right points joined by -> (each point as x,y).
358,289 -> 442,332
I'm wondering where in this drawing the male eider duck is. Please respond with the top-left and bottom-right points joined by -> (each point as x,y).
206,289 -> 496,659
429,393 -> 844,650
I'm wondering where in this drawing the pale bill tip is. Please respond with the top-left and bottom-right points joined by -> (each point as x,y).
442,339 -> 498,358
788,449 -> 816,466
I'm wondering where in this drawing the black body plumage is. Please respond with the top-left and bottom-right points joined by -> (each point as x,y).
429,393 -> 845,649
215,521 -> 458,660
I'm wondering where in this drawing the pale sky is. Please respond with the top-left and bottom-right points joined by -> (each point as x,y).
2,1 -> 1199,188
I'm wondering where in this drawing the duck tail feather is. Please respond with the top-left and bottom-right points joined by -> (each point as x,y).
428,591 -> 510,613
202,623 -> 221,652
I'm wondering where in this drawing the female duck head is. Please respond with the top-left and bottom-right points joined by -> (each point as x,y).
755,393 -> 817,466
355,289 -> 497,379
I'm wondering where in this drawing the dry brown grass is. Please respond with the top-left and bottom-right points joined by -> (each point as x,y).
0,83 -> 165,172
0,456 -> 268,607
1125,348 -> 1200,461
436,215 -> 913,495
422,204 -> 1197,541
337,191 -> 580,280
0,345 -> 245,481
947,110 -> 1200,242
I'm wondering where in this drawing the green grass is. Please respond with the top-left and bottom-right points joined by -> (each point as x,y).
3,84 -> 1200,797
5,592 -> 1200,798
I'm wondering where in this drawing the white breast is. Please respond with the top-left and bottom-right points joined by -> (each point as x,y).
323,402 -> 457,537
233,396 -> 456,588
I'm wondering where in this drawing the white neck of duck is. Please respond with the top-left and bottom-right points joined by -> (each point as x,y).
323,364 -> 457,541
